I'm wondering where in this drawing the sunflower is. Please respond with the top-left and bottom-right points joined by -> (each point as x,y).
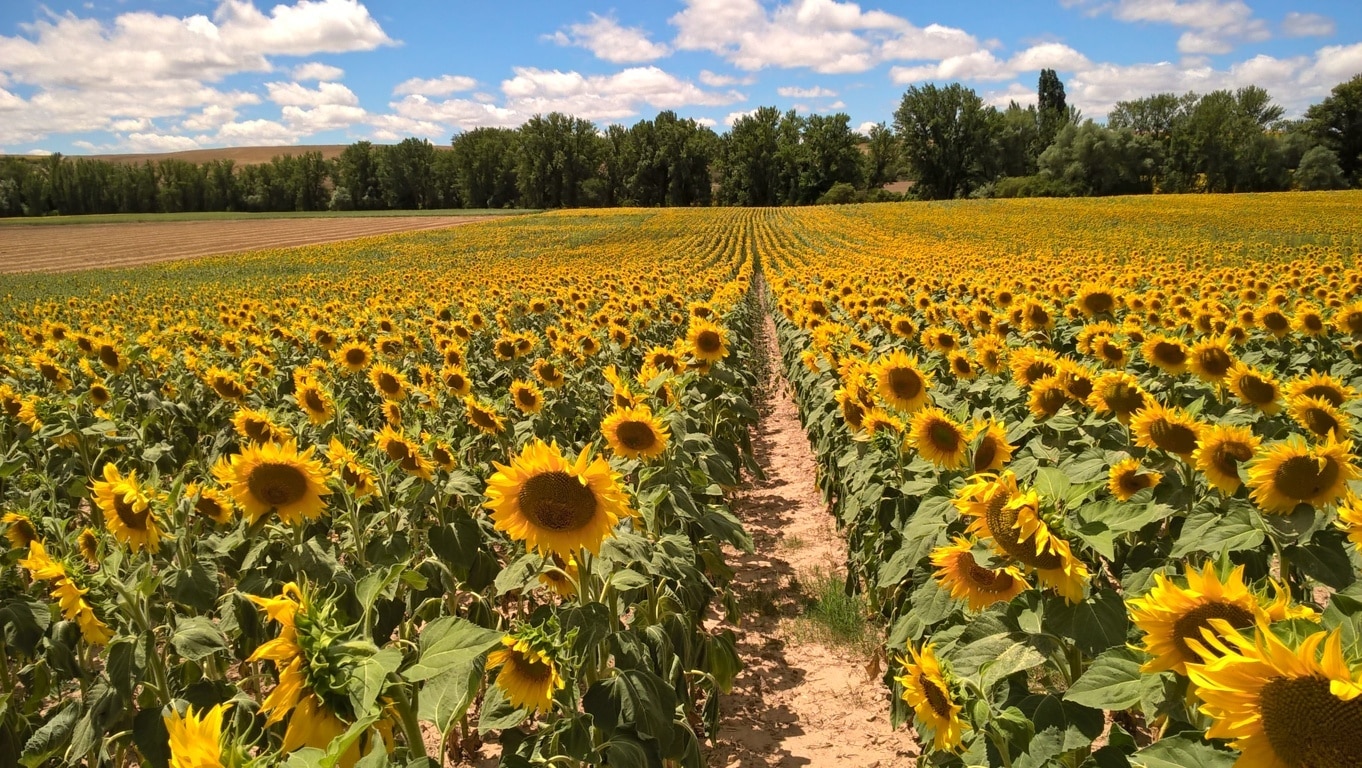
1246,435 -> 1358,514
1027,376 -> 1071,420
295,382 -> 334,426
955,473 -> 1090,603
533,358 -> 566,388
1334,302 -> 1362,337
930,537 -> 1029,611
88,381 -> 112,406
1010,348 -> 1058,388
687,319 -> 729,363
862,408 -> 904,436
18,540 -> 113,645
510,380 -> 544,414
871,351 -> 937,413
601,405 -> 670,461
895,643 -> 966,752
1226,362 -> 1283,415
186,483 -> 236,525
1141,334 -> 1190,375
1076,285 -> 1119,317
232,408 -> 291,446
483,439 -> 635,557
3,511 -> 37,549
440,367 -> 472,397
165,703 -> 229,768
1187,623 -> 1362,768
906,408 -> 969,469
374,425 -> 434,481
1192,424 -> 1262,495
1130,401 -> 1204,459
487,634 -> 566,714
968,419 -> 1014,473
206,367 -> 247,402
464,396 -> 505,436
836,386 -> 868,433
326,438 -> 377,497
333,342 -> 371,373
92,464 -> 163,554
77,528 -> 99,566
538,554 -> 579,598
1108,458 -> 1161,501
1128,561 -> 1285,676
1286,371 -> 1354,408
1288,395 -> 1352,440
1086,371 -> 1149,424
1337,493 -> 1362,552
213,441 -> 331,525
1187,337 -> 1235,383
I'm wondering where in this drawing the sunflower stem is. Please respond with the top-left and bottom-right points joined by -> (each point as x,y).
390,683 -> 426,758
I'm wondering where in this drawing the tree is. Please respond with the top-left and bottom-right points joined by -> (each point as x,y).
997,102 -> 1041,177
1305,74 -> 1362,184
335,141 -> 383,209
379,138 -> 437,209
862,122 -> 902,189
1037,69 -> 1068,149
1295,146 -> 1348,190
893,83 -> 998,199
450,128 -> 520,209
719,107 -> 782,206
1108,93 -> 1188,143
799,113 -> 863,202
1038,121 -> 1162,196
516,112 -> 602,208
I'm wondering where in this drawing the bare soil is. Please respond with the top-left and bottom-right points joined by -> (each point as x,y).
704,305 -> 919,767
0,216 -> 493,274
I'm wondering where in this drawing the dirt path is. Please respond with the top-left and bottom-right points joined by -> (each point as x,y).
0,216 -> 496,274
705,300 -> 918,768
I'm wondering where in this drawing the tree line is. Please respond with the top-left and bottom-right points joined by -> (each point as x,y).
2,72 -> 1359,217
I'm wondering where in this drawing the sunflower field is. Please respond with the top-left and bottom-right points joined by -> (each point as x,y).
765,192 -> 1362,767
0,209 -> 767,767
4,193 -> 1362,768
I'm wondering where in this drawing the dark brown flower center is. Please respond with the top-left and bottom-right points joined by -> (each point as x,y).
1209,440 -> 1254,479
377,372 -> 401,395
964,555 -> 1016,592
983,494 -> 1062,569
1298,405 -> 1342,438
1273,455 -> 1340,503
1152,341 -> 1187,367
1171,600 -> 1254,662
1301,385 -> 1345,408
926,420 -> 961,452
1104,382 -> 1145,415
247,463 -> 309,508
303,389 -> 326,413
1259,675 -> 1362,767
1195,348 -> 1232,378
518,471 -> 598,532
1148,417 -> 1199,455
886,367 -> 924,401
615,421 -> 657,451
1262,311 -> 1290,331
920,674 -> 953,718
1082,292 -> 1114,314
345,348 -> 367,366
695,329 -> 723,354
1238,374 -> 1278,405
973,437 -> 999,473
1118,469 -> 1154,496
1035,385 -> 1069,417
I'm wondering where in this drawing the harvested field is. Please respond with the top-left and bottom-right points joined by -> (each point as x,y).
0,215 -> 494,273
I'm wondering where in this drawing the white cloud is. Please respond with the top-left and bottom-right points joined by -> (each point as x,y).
670,0 -> 979,74
0,87 -> 26,111
25,148 -> 52,156
550,13 -> 670,63
778,85 -> 838,98
266,80 -> 360,107
855,120 -> 877,134
292,61 -> 345,81
109,118 -> 152,132
983,83 -> 1037,109
891,43 -> 1090,83
393,74 -> 479,97
500,66 -> 743,119
1282,12 -> 1335,38
699,70 -> 756,87
179,105 -> 240,132
214,118 -> 300,145
1066,0 -> 1269,54
724,108 -> 759,126
125,132 -> 202,153
694,117 -> 718,127
0,0 -> 391,146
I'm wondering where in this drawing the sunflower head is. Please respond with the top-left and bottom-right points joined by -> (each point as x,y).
894,643 -> 966,753
1130,400 -> 1204,459
968,419 -> 1014,473
1246,435 -> 1359,514
1226,362 -> 1282,414
484,439 -> 635,557
1192,424 -> 1261,495
1027,376 -> 1071,420
873,350 -> 933,413
1141,334 -> 1190,375
687,319 -> 729,363
213,441 -> 331,525
1288,394 -> 1352,441
1087,371 -> 1149,423
232,408 -> 291,446
601,405 -> 671,461
464,396 -> 506,436
907,408 -> 969,470
3,511 -> 38,549
1187,337 -> 1235,383
487,630 -> 566,714
510,380 -> 544,414
1286,371 -> 1354,408
1108,458 -> 1161,501
1127,561 -> 1269,675
92,463 -> 163,554
930,537 -> 1029,611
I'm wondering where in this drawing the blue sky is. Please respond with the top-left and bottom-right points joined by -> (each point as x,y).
1,0 -> 1359,154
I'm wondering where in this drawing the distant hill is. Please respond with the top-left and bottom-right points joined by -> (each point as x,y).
3,144 -> 450,166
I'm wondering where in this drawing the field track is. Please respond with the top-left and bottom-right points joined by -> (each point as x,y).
0,216 -> 494,274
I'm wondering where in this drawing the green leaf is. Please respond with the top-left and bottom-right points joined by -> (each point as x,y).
417,665 -> 482,732
1131,734 -> 1236,768
1065,647 -> 1145,710
1171,504 -> 1264,557
406,616 -> 504,682
131,706 -> 171,768
476,681 -> 528,735
1016,694 -> 1104,767
1034,466 -> 1072,502
582,668 -> 677,742
348,647 -> 402,716
166,559 -> 219,614
356,564 -> 405,616
1046,589 -> 1130,656
22,703 -> 79,768
171,616 -> 228,661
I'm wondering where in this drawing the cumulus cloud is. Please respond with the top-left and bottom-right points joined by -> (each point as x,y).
856,120 -> 878,134
0,0 -> 391,147
125,132 -> 202,153
1282,12 -> 1335,38
292,61 -> 345,81
891,43 -> 1090,84
670,0 -> 980,74
777,85 -> 837,98
699,70 -> 756,87
1065,0 -> 1269,54
724,108 -> 759,126
266,81 -> 360,107
549,13 -> 670,63
393,75 -> 478,96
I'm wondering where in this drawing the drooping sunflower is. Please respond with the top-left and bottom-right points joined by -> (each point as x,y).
1108,458 -> 1162,501
232,408 -> 291,446
687,319 -> 729,363
1130,400 -> 1204,459
1192,424 -> 1262,495
510,379 -> 544,414
836,386 -> 868,433
1027,375 -> 1071,420
1226,362 -> 1282,415
1186,623 -> 1362,768
533,358 -> 566,388
1086,371 -> 1149,424
895,643 -> 966,753
92,464 -> 163,554
185,483 -> 236,525
440,367 -> 473,397
1246,434 -> 1358,514
1286,370 -> 1354,408
18,540 -> 113,645
872,350 -> 933,413
164,703 -> 229,768
3,511 -> 37,549
464,396 -> 506,436
205,367 -> 247,402
907,408 -> 969,470
77,528 -> 99,565
483,439 -> 635,557
1187,336 -> 1236,383
368,363 -> 408,402
955,473 -> 1090,603
1288,395 -> 1352,441
538,554 -> 579,598
213,441 -> 331,525
968,418 -> 1014,473
487,634 -> 566,714
601,405 -> 671,461
1128,561 -> 1286,676
930,537 -> 1029,611
374,425 -> 435,481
